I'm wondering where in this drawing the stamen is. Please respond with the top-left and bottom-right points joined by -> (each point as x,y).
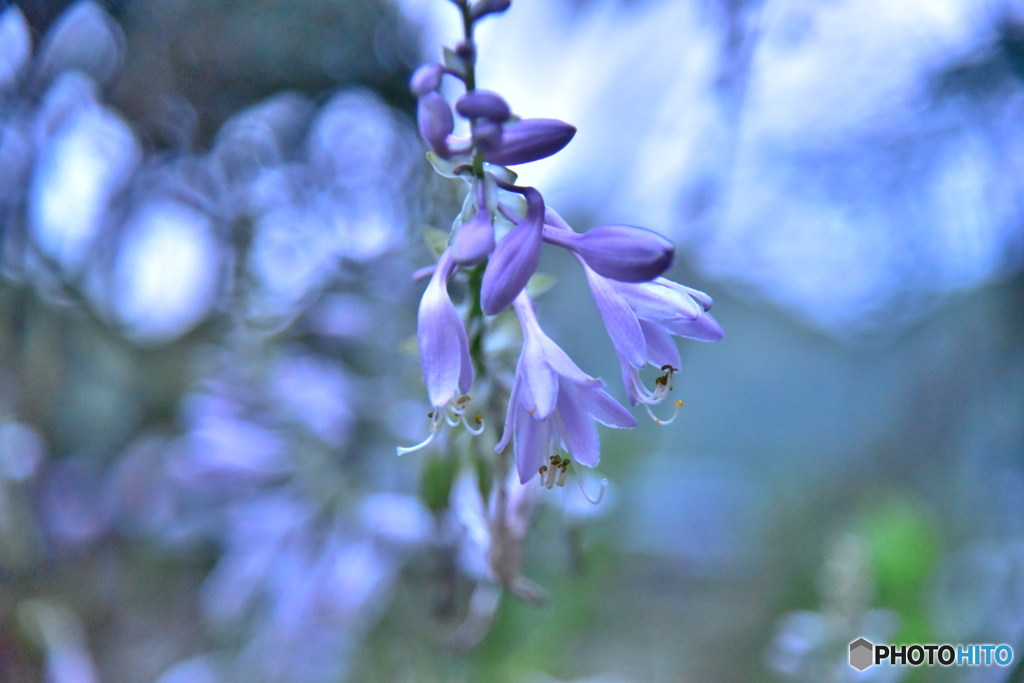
462,411 -> 485,436
555,459 -> 569,487
573,468 -> 608,505
396,431 -> 436,456
644,399 -> 684,425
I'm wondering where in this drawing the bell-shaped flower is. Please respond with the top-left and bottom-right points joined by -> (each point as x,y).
483,118 -> 576,166
542,223 -> 674,282
398,250 -> 481,455
496,292 -> 636,484
456,90 -> 511,123
586,265 -> 723,422
417,92 -> 454,158
480,186 -> 544,315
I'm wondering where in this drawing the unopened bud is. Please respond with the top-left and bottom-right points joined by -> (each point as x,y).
456,90 -> 511,123
483,118 -> 575,166
545,224 -> 674,282
470,0 -> 511,20
410,63 -> 444,96
417,92 -> 454,157
472,119 -> 503,153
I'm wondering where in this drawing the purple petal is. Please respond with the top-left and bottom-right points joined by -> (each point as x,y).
450,206 -> 495,265
519,333 -> 558,419
612,279 -> 703,323
471,119 -> 503,153
555,381 -> 600,467
410,63 -> 443,96
639,319 -> 681,369
547,224 -> 673,283
495,371 -> 522,453
471,0 -> 511,20
581,261 -> 646,369
680,285 -> 714,311
417,92 -> 453,157
480,188 -> 544,315
579,383 -> 638,430
456,90 -> 511,123
662,312 -> 725,342
417,253 -> 470,406
457,308 -> 473,395
514,404 -> 549,484
483,118 -> 575,166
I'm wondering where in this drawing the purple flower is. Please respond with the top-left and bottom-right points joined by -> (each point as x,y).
544,209 -> 722,421
496,293 -> 636,484
456,90 -> 511,123
450,182 -> 495,265
480,185 -> 544,315
398,250 -> 481,454
585,266 -> 723,421
417,92 -> 454,158
542,223 -> 674,282
410,63 -> 444,96
483,118 -> 576,166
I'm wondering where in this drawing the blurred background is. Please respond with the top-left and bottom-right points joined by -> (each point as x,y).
0,0 -> 1023,681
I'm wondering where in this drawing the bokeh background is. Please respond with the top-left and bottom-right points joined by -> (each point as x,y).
1,0 -> 1023,681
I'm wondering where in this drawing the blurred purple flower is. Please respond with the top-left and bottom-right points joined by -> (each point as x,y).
496,292 -> 636,484
483,118 -> 576,166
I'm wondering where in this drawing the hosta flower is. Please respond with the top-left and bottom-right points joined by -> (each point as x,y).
496,292 -> 636,484
398,250 -> 482,455
546,208 -> 722,422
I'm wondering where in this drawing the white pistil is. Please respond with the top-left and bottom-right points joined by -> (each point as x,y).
396,395 -> 483,455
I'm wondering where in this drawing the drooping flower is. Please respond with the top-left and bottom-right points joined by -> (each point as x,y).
496,292 -> 636,484
546,208 -> 722,422
398,250 -> 481,455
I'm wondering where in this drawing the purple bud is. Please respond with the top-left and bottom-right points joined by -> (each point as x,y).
483,118 -> 576,166
480,187 -> 544,315
410,63 -> 444,96
544,224 -> 674,282
471,119 -> 503,153
455,90 -> 511,123
417,92 -> 454,157
470,0 -> 511,20
450,206 -> 495,265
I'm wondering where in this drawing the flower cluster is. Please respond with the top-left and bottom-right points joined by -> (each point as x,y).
402,0 -> 723,490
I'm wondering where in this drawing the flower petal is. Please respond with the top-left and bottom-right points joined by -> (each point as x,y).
662,312 -> 725,342
582,261 -> 646,369
639,319 -> 681,369
410,63 -> 443,96
612,279 -> 703,322
514,404 -> 549,484
580,382 -> 638,429
417,253 -> 468,406
555,380 -> 600,467
480,188 -> 543,315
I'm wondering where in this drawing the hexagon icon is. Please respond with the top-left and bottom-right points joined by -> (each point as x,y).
849,638 -> 874,671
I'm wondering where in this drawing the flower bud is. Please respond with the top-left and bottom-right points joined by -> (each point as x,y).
483,118 -> 575,166
417,92 -> 454,157
410,63 -> 444,96
544,224 -> 674,282
471,119 -> 503,153
455,90 -> 511,123
450,206 -> 495,265
481,187 -> 544,314
470,0 -> 511,20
